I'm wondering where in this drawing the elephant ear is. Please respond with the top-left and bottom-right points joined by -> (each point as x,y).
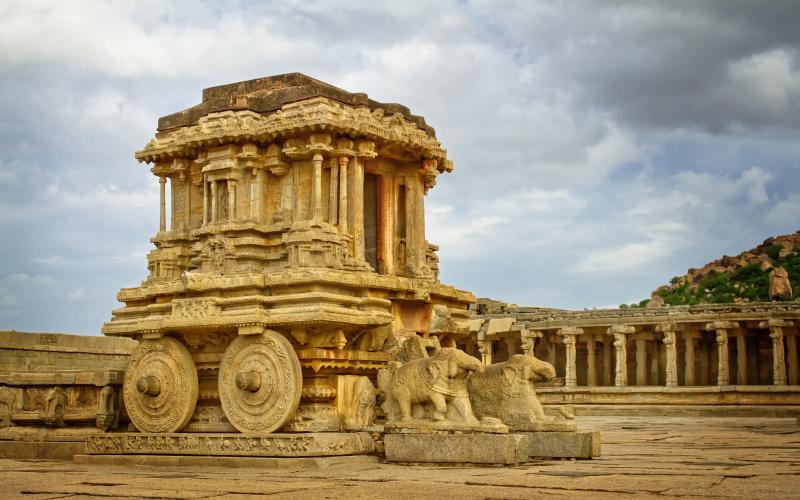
427,360 -> 443,381
502,365 -> 517,385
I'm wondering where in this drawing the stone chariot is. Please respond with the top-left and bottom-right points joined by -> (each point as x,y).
102,73 -> 474,437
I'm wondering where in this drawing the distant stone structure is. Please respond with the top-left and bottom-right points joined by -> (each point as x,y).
467,299 -> 800,416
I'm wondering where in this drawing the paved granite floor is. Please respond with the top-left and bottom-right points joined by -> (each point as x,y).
1,416 -> 798,499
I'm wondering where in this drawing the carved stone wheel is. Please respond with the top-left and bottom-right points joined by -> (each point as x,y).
218,330 -> 302,434
123,337 -> 198,433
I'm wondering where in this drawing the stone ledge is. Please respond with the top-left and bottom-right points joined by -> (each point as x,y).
384,433 -> 528,465
0,440 -> 85,460
545,404 -> 800,417
85,432 -> 375,457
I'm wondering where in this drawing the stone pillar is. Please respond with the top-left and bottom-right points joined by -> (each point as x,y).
405,175 -> 420,274
656,323 -> 680,388
311,153 -> 323,224
761,320 -> 793,386
586,337 -> 597,387
202,179 -> 208,226
210,181 -> 217,224
328,158 -> 338,225
559,327 -> 582,388
352,157 -> 365,261
227,179 -> 237,222
609,325 -> 634,387
635,338 -> 647,386
603,338 -> 612,386
250,169 -> 265,223
477,331 -> 492,366
547,335 -> 556,368
159,176 -> 167,232
684,331 -> 696,386
338,156 -> 349,235
705,321 -> 736,386
521,330 -> 542,357
170,175 -> 176,230
787,332 -> 799,386
736,330 -> 747,385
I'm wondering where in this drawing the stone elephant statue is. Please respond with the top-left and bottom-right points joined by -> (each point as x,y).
378,347 -> 483,423
467,354 -> 556,431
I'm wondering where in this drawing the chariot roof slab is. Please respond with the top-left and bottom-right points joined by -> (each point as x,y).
137,73 -> 450,168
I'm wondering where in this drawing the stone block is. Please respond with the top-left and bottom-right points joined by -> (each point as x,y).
526,431 -> 600,459
0,441 -> 35,459
384,432 -> 529,465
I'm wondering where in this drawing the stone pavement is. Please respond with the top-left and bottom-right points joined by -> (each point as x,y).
1,416 -> 799,499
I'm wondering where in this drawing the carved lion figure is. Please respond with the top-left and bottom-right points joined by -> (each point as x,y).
378,347 -> 483,423
467,354 -> 556,431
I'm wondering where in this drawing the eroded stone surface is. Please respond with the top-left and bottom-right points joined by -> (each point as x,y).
1,417 -> 798,499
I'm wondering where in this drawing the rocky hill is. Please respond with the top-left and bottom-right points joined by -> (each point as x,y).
636,231 -> 799,307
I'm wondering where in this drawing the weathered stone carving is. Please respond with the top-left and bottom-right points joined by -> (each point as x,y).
378,347 -> 483,424
123,337 -> 198,433
339,376 -> 376,431
0,386 -> 18,427
218,330 -> 302,434
282,404 -> 339,432
96,386 -> 119,431
394,335 -> 441,363
467,354 -> 558,431
85,432 -> 375,457
41,386 -> 67,427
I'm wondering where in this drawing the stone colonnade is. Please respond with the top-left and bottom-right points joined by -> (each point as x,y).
466,316 -> 799,388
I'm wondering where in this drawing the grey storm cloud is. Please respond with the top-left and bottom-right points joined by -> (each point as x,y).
473,0 -> 800,133
0,0 -> 798,334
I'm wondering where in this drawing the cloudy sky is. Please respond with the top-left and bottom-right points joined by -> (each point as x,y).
1,0 -> 799,334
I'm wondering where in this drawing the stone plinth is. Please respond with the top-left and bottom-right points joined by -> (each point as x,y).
384,432 -> 529,465
85,432 -> 375,457
526,431 -> 600,459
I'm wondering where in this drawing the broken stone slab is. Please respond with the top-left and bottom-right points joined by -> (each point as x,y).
384,432 -> 529,465
84,432 -> 375,457
526,431 -> 600,459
